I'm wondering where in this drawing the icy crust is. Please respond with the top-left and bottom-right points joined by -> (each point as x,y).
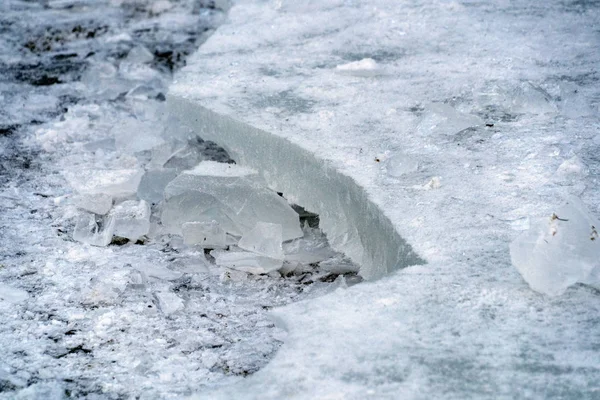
172,0 -> 600,397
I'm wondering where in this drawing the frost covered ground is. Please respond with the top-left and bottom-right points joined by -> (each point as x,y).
170,0 -> 600,398
0,1 -> 360,398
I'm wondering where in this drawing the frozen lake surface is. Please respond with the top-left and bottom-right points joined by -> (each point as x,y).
1,0 -> 599,399
171,0 -> 600,398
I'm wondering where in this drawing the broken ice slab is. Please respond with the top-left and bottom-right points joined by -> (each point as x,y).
111,118 -> 165,154
283,227 -> 337,264
163,162 -> 303,241
81,61 -> 134,101
64,168 -> 144,197
238,222 -> 284,259
162,193 -> 243,236
154,291 -> 184,316
80,271 -> 129,306
417,103 -> 483,136
73,213 -> 115,247
163,138 -> 207,171
137,169 -> 178,204
475,81 -> 556,115
384,153 -> 419,177
182,221 -> 227,248
109,200 -> 151,241
510,197 -> 600,296
0,283 -> 29,304
72,193 -> 113,215
212,250 -> 283,274
136,263 -> 183,281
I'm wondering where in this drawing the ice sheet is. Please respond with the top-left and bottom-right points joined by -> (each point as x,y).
170,0 -> 600,397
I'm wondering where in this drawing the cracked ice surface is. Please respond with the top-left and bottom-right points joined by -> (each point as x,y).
0,0 -> 362,398
170,0 -> 600,398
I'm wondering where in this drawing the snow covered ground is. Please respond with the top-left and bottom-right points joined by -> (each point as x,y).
169,0 -> 600,398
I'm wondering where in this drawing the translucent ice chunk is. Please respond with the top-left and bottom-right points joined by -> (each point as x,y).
212,250 -> 283,274
73,213 -> 115,247
476,81 -> 556,115
81,61 -> 133,101
509,82 -> 556,114
182,221 -> 227,248
112,118 -> 165,154
163,139 -> 208,171
64,168 -> 143,197
125,45 -> 154,64
509,197 -> 600,296
385,153 -> 419,177
164,165 -> 302,240
109,200 -> 151,241
283,227 -> 336,264
136,264 -> 183,281
0,283 -> 29,304
161,193 -> 243,236
137,169 -> 178,204
72,193 -> 113,215
154,291 -> 184,315
417,103 -> 483,136
81,272 -> 128,306
238,222 -> 284,259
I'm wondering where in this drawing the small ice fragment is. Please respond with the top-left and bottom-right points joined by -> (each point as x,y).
509,82 -> 556,114
112,118 -> 165,154
212,250 -> 283,274
109,200 -> 151,241
81,273 -> 128,306
72,193 -> 113,215
417,103 -> 483,136
385,153 -> 419,177
238,222 -> 284,259
475,81 -> 556,115
283,227 -> 336,264
335,58 -> 383,77
182,221 -> 227,248
127,270 -> 147,290
164,164 -> 302,240
424,176 -> 441,190
125,45 -> 154,64
137,169 -> 178,204
64,168 -> 143,197
137,264 -> 182,281
509,197 -> 600,296
0,283 -> 29,304
73,214 -> 115,247
81,61 -> 132,101
154,291 -> 184,315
